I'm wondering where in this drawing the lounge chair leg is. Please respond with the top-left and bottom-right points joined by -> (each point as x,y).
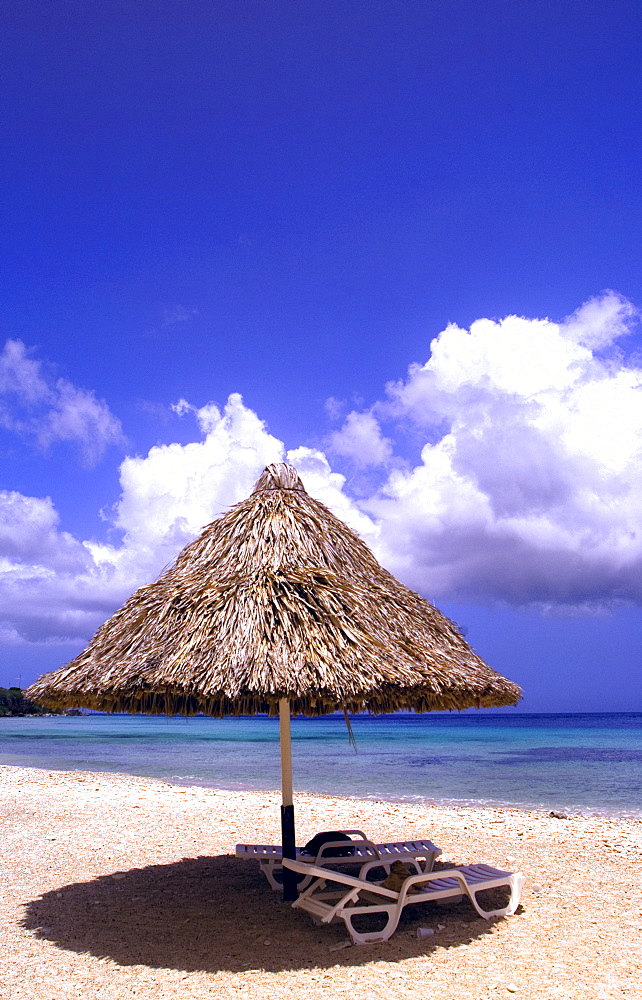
342,909 -> 399,946
466,874 -> 525,918
259,860 -> 314,893
259,860 -> 283,891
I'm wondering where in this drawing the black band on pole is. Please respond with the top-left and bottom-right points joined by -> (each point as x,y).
281,803 -> 297,901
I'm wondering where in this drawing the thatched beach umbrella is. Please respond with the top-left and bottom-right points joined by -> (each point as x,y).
28,462 -> 521,899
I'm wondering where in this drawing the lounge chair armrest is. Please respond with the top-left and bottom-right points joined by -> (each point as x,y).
397,868 -> 469,906
358,857 -> 423,881
282,857 -> 399,899
408,866 -> 472,881
397,864 -> 523,918
405,869 -> 468,888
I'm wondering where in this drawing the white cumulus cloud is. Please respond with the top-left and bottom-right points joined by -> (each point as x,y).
560,290 -> 636,350
2,292 -> 642,647
114,392 -> 285,572
0,393 -> 378,644
328,410 -> 393,468
0,339 -> 123,464
0,491 -> 91,574
0,490 -> 121,643
286,446 -> 379,545
363,291 -> 642,607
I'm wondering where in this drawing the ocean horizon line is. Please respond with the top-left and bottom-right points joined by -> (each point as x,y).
35,709 -> 642,718
2,711 -> 640,819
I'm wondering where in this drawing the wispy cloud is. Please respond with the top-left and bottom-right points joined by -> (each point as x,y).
161,305 -> 198,329
0,339 -> 124,465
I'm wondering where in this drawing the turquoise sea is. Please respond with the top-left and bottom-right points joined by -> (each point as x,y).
1,712 -> 641,818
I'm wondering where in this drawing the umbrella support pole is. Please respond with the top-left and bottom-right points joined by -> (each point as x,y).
279,698 -> 298,902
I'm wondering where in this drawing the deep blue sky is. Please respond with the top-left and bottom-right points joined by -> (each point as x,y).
1,1 -> 641,711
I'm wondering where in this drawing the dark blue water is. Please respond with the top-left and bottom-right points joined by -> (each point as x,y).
1,712 -> 641,817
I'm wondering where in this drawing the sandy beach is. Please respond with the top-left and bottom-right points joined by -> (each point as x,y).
1,765 -> 641,1000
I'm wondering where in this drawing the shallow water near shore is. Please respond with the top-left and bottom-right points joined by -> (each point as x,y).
1,711 -> 641,818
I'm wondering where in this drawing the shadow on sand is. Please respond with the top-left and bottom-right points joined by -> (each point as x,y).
22,856 -> 510,972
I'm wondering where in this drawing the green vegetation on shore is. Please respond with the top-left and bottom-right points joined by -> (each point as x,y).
0,687 -> 65,717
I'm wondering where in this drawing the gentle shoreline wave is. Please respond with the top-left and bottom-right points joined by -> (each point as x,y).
2,711 -> 641,820
2,760 -> 642,822
0,713 -> 642,819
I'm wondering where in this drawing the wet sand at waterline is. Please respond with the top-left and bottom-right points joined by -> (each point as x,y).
1,766 -> 640,1000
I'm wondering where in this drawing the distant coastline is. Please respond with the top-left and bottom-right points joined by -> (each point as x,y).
0,686 -> 84,718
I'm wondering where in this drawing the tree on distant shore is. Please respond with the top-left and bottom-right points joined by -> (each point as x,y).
0,687 -> 65,717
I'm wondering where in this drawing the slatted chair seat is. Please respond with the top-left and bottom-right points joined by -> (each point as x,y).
235,830 -> 441,891
283,856 -> 525,945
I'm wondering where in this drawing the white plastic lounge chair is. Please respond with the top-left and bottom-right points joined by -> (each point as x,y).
283,856 -> 525,945
235,830 -> 442,891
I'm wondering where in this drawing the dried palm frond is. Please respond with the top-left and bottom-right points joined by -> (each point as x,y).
27,463 -> 521,716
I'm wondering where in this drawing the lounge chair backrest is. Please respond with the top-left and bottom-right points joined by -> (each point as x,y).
314,837 -> 380,863
282,857 -> 400,899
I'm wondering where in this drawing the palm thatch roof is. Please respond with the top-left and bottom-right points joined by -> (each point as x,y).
28,463 -> 521,716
